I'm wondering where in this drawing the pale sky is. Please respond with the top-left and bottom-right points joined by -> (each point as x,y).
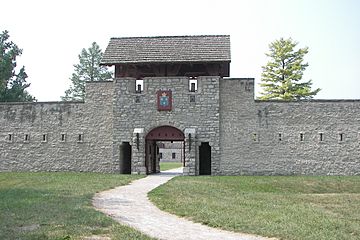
1,0 -> 359,101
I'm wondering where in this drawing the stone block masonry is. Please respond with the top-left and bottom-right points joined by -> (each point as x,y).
112,76 -> 221,175
4,34 -> 359,175
1,76 -> 360,175
219,78 -> 360,175
0,81 -> 114,173
159,142 -> 183,162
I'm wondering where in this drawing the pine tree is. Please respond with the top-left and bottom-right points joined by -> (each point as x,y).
61,42 -> 112,101
259,38 -> 320,100
0,30 -> 35,102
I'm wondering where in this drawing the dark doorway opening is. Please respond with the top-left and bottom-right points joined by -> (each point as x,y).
119,142 -> 131,174
199,142 -> 211,175
145,140 -> 159,174
145,126 -> 185,174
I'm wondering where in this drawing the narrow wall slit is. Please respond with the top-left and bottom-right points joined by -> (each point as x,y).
300,133 -> 304,141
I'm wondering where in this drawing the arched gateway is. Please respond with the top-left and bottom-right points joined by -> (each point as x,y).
130,126 -> 203,175
145,126 -> 185,174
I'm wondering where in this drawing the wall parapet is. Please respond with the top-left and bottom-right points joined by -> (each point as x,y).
0,101 -> 84,105
255,99 -> 360,103
222,77 -> 255,81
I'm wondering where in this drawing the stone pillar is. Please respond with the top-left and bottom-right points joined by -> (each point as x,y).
132,128 -> 146,174
184,128 -> 196,176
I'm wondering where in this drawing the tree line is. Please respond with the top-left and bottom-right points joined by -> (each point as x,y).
0,30 -> 112,102
0,30 -> 319,102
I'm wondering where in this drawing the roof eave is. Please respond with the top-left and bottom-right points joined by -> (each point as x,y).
100,60 -> 231,66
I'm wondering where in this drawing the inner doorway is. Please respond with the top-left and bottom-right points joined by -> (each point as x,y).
145,126 -> 185,174
158,141 -> 184,171
119,142 -> 131,174
199,142 -> 211,175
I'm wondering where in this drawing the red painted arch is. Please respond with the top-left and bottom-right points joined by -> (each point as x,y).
145,126 -> 185,141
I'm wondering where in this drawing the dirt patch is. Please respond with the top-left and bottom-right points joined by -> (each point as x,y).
17,224 -> 40,232
83,236 -> 111,240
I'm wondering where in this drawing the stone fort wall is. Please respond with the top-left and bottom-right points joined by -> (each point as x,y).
0,81 -> 114,172
1,77 -> 359,175
219,78 -> 360,175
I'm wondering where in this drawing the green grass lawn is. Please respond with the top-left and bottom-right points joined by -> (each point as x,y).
159,162 -> 183,171
149,176 -> 360,240
0,172 -> 154,240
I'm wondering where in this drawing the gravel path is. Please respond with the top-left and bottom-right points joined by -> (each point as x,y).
93,168 -> 275,240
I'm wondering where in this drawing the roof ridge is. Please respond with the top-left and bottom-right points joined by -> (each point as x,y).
110,35 -> 230,40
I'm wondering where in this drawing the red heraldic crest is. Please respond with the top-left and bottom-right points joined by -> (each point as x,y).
157,90 -> 172,111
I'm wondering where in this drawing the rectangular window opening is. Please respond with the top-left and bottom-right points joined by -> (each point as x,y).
135,95 -> 141,103
189,78 -> 198,92
252,133 -> 258,142
159,153 -> 163,159
135,79 -> 144,93
172,152 -> 176,159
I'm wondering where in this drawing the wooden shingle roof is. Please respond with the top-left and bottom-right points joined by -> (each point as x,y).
101,35 -> 231,65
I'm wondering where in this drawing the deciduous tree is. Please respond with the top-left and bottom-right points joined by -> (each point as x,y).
259,38 -> 320,100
